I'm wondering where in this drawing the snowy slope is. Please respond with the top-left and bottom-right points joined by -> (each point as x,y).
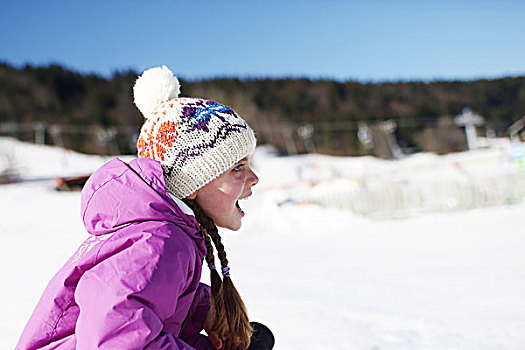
1,137 -> 524,349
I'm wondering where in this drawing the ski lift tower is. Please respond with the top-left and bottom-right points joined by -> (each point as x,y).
508,116 -> 525,142
454,107 -> 485,150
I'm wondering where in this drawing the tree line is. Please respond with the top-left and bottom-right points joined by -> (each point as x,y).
1,62 -> 524,156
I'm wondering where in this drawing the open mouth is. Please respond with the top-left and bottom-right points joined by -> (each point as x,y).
235,193 -> 252,215
235,201 -> 244,215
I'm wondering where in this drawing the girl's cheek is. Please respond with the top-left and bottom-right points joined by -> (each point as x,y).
233,171 -> 245,180
230,173 -> 244,183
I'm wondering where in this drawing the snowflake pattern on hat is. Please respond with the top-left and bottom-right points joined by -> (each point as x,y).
181,99 -> 235,132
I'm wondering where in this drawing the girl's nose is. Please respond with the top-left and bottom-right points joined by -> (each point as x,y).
248,168 -> 259,187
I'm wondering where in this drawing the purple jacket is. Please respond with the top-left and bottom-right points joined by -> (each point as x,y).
17,158 -> 214,349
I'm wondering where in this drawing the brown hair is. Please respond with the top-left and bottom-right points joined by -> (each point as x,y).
183,199 -> 252,349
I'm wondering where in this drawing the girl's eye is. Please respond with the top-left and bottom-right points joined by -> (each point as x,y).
233,163 -> 245,171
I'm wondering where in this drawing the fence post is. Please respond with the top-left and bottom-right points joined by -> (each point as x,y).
282,126 -> 297,155
34,122 -> 46,144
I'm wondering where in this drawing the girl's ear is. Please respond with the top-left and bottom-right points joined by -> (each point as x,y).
186,191 -> 197,200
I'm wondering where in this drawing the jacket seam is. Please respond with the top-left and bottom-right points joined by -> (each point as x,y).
81,164 -> 130,224
49,299 -> 73,338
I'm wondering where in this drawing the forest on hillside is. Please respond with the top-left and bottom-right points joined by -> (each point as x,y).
1,63 -> 524,157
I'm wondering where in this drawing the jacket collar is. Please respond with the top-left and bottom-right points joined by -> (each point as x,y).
169,194 -> 195,217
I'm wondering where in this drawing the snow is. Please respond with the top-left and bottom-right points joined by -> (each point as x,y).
1,137 -> 524,349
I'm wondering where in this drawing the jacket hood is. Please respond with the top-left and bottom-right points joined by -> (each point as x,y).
81,157 -> 202,244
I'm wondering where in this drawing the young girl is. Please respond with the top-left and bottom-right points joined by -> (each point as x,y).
17,66 -> 274,350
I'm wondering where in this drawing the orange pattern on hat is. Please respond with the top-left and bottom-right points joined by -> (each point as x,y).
137,119 -> 179,161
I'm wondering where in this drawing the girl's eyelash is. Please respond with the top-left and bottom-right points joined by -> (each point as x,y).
233,163 -> 245,171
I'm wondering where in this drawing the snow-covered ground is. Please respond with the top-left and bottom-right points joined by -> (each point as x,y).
1,137 -> 524,349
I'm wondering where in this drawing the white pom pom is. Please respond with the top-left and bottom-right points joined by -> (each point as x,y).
133,65 -> 181,118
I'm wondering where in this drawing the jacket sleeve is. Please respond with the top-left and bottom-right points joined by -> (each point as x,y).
179,283 -> 211,346
75,231 -> 199,350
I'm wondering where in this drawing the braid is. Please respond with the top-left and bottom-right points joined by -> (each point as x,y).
208,225 -> 251,348
182,198 -> 252,349
205,221 -> 228,268
182,199 -> 222,298
202,228 -> 215,267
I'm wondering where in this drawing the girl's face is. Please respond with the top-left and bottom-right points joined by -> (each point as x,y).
192,156 -> 258,231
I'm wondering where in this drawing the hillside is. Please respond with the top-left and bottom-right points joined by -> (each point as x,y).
1,63 -> 524,156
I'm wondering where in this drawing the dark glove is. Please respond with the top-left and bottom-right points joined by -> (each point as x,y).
247,322 -> 275,350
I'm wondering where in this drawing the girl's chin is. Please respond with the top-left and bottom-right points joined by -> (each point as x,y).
215,212 -> 243,231
229,223 -> 242,231
217,222 -> 242,231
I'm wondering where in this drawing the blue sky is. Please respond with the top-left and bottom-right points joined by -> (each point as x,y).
1,0 -> 524,81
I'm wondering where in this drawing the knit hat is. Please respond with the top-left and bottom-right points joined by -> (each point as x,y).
134,66 -> 256,199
